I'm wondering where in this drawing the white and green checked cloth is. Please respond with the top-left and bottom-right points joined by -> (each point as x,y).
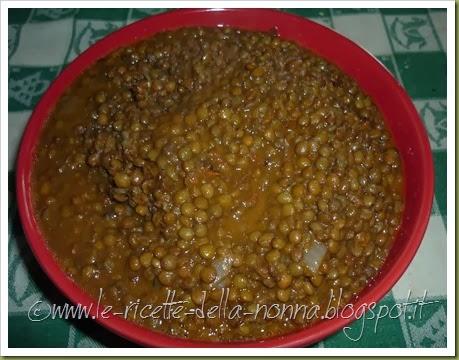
8,8 -> 447,348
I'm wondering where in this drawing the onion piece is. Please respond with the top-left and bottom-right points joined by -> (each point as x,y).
213,255 -> 233,287
303,241 -> 327,273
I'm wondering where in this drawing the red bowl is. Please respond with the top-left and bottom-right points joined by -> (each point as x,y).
16,8 -> 434,347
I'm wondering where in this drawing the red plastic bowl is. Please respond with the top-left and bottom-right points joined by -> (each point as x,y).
16,8 -> 434,347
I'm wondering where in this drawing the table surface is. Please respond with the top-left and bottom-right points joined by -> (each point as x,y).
8,8 -> 447,348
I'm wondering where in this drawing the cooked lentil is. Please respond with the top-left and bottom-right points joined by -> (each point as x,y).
32,27 -> 404,341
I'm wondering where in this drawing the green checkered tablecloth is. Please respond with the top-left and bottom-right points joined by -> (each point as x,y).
8,8 -> 447,348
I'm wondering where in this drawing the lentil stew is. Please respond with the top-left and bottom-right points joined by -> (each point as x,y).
32,27 -> 404,341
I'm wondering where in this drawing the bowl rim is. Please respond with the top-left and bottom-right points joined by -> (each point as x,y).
15,8 -> 434,348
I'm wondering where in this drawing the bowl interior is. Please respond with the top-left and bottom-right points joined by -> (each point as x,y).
16,8 -> 434,347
